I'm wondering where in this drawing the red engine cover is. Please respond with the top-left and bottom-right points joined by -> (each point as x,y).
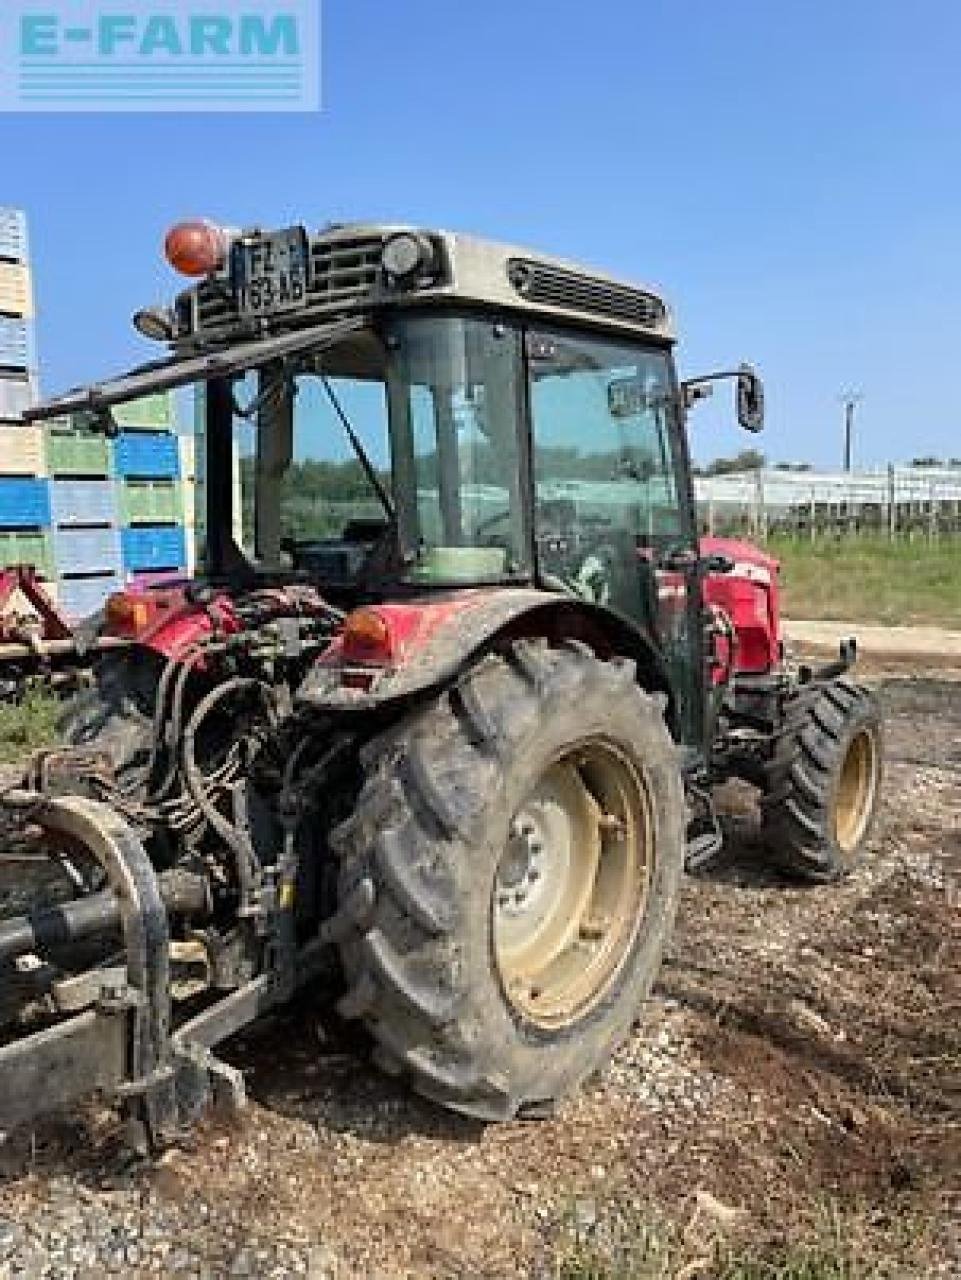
699,536 -> 781,675
101,585 -> 241,656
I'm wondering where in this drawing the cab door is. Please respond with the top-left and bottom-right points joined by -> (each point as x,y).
525,329 -> 704,745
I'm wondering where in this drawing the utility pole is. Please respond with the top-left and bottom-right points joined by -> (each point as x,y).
839,391 -> 863,472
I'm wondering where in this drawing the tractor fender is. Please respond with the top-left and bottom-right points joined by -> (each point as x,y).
296,588 -> 675,724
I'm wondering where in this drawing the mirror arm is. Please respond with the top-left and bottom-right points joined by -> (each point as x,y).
680,368 -> 745,407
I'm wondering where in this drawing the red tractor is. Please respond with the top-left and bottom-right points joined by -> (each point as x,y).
0,221 -> 882,1143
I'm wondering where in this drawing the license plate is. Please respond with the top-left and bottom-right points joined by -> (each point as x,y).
234,227 -> 309,317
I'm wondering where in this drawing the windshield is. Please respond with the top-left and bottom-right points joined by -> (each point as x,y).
194,313 -> 529,584
385,315 -> 528,582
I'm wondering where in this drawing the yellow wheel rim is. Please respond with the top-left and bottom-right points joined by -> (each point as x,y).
833,727 -> 879,856
492,739 -> 653,1029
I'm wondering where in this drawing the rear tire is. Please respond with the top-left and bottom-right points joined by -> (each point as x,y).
59,652 -> 160,783
761,676 -> 883,881
332,640 -> 684,1121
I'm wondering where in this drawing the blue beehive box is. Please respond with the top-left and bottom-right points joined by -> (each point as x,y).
121,524 -> 187,571
51,478 -> 118,527
115,432 -> 180,480
0,477 -> 50,527
54,526 -> 123,576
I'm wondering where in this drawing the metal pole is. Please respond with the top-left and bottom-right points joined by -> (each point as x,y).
844,402 -> 853,471
887,464 -> 896,539
839,391 -> 863,472
754,468 -> 766,541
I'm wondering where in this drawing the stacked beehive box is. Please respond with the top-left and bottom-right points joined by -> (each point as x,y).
0,208 -> 38,424
0,425 -> 52,597
116,401 -> 188,590
0,209 -> 198,623
0,211 -> 50,611
47,420 -> 122,618
45,403 -> 193,620
0,405 -> 195,624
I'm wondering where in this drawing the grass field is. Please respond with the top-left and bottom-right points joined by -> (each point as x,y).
0,687 -> 61,763
766,535 -> 961,628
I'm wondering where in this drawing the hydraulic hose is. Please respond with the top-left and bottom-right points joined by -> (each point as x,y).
181,677 -> 276,908
149,641 -> 229,802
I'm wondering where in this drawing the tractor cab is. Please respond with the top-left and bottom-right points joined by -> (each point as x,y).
32,220 -> 763,747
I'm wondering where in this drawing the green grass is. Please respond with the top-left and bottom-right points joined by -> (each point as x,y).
553,1197 -> 935,1280
766,534 -> 961,629
557,1239 -> 909,1280
0,687 -> 62,764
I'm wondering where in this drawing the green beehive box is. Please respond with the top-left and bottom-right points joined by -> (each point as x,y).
113,393 -> 173,431
120,479 -> 184,525
0,530 -> 53,577
46,429 -> 112,477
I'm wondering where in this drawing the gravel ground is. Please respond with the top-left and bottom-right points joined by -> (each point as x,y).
0,674 -> 958,1278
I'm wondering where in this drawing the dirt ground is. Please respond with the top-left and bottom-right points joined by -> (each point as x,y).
0,671 -> 958,1278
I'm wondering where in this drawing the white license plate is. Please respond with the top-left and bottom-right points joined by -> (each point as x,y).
234,228 -> 309,317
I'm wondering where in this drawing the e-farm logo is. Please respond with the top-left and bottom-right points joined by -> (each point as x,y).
1,1 -> 319,112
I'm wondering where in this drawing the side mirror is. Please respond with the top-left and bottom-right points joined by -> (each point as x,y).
681,365 -> 765,433
736,364 -> 765,433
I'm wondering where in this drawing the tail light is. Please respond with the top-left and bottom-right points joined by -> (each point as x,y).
341,608 -> 394,663
105,591 -> 157,637
164,219 -> 230,277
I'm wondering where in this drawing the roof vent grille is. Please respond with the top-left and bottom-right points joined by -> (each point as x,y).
507,258 -> 666,328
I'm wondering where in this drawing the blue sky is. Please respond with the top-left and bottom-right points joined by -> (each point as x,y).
4,0 -> 960,468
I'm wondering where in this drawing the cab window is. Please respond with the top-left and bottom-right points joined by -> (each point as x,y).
527,331 -> 687,612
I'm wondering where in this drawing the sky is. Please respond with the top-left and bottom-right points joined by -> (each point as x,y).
4,0 -> 961,469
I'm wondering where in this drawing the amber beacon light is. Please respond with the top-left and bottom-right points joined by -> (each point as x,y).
164,219 -> 230,277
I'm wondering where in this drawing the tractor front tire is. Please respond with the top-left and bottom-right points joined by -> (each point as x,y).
332,641 -> 684,1121
762,676 -> 883,881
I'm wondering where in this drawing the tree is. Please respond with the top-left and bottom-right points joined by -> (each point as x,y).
702,449 -> 766,476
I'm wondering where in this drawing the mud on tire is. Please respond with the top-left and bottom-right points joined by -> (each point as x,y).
332,640 -> 685,1121
761,676 -> 883,882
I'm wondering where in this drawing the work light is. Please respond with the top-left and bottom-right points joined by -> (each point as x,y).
133,306 -> 175,342
381,232 -> 434,283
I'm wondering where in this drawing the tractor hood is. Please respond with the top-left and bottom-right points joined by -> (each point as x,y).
24,314 -> 366,423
